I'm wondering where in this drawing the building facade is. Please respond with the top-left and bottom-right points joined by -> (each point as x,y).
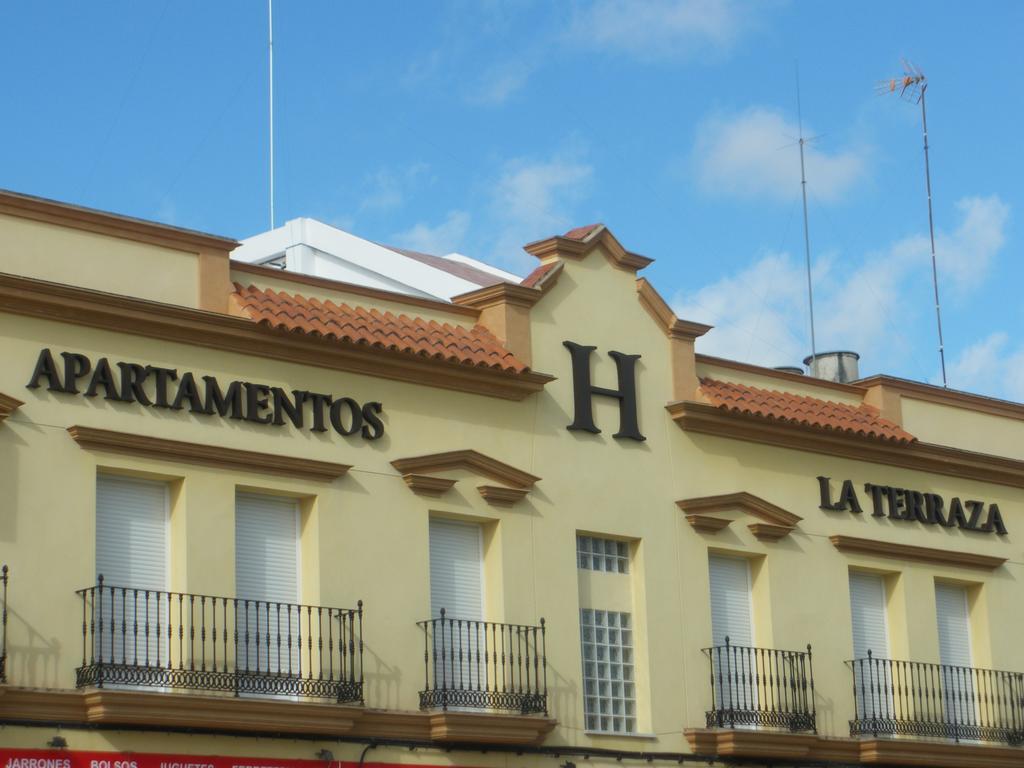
1,189 -> 1022,768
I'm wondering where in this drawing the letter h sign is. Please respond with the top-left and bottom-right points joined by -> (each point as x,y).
563,341 -> 645,441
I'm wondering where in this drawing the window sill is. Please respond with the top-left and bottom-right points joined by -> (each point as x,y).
584,730 -> 658,740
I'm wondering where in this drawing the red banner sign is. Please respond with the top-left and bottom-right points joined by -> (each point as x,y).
0,750 -> 412,768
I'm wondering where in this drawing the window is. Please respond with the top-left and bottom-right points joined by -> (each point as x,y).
94,474 -> 169,675
577,535 -> 629,573
235,492 -> 300,678
581,609 -> 636,733
849,571 -> 892,721
935,583 -> 975,725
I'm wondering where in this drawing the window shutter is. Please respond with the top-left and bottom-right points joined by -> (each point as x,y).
235,492 -> 299,604
935,583 -> 972,668
235,493 -> 300,677
96,474 -> 168,589
849,571 -> 889,660
429,518 -> 483,621
708,554 -> 753,646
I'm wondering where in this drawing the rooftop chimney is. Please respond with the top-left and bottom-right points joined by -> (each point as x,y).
803,351 -> 860,384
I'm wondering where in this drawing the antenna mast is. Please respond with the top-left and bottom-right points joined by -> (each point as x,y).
268,0 -> 275,230
880,61 -> 947,387
796,67 -> 818,367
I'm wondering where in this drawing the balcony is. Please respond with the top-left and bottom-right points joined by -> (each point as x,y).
848,652 -> 1024,745
76,577 -> 364,703
418,610 -> 547,715
703,638 -> 817,733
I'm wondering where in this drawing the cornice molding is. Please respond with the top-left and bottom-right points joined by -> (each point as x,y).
676,491 -> 802,527
0,189 -> 237,253
427,710 -> 556,745
670,400 -> 1024,489
523,225 -> 654,273
0,392 -> 24,422
67,425 -> 351,482
0,688 -> 555,746
231,261 -> 481,318
686,728 -> 1024,767
477,485 -> 530,507
748,522 -> 796,541
0,272 -> 554,401
452,281 -> 544,310
636,278 -> 712,341
685,514 -> 733,533
829,534 -> 1007,570
81,688 -> 362,735
858,374 -> 1024,422
391,449 -> 540,489
403,474 -> 458,497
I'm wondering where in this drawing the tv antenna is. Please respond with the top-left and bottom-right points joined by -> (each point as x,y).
268,0 -> 276,230
795,66 -> 818,368
879,60 -> 947,387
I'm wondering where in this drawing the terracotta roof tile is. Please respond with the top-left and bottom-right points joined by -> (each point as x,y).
562,223 -> 603,241
520,261 -> 559,288
700,377 -> 915,444
232,284 -> 528,374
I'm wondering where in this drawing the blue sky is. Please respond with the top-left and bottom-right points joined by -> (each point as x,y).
2,1 -> 1022,399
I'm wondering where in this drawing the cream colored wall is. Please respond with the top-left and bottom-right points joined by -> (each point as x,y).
1,231 -> 1023,762
0,213 -> 200,308
902,396 -> 1024,460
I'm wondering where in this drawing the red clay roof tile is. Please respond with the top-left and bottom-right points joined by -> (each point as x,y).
562,223 -> 603,241
520,261 -> 559,288
700,377 -> 915,443
232,284 -> 528,374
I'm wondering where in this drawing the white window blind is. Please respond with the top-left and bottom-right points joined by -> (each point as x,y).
708,554 -> 756,716
849,571 -> 892,721
936,582 -> 975,725
235,492 -> 300,676
936,583 -> 972,668
96,475 -> 168,589
709,554 -> 753,647
849,572 -> 889,660
95,474 -> 168,669
429,518 -> 483,621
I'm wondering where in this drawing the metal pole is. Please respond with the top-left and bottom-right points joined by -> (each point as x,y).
268,0 -> 275,230
796,71 -> 817,366
920,85 -> 947,387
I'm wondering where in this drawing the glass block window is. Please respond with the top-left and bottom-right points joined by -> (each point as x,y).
577,535 -> 629,573
580,609 -> 636,733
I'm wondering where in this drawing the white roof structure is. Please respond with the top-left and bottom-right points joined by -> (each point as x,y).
232,218 -> 521,301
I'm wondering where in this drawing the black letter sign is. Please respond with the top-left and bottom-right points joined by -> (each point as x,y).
563,341 -> 644,441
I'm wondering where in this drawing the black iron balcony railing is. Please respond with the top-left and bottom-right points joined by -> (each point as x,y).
418,609 -> 547,715
848,652 -> 1024,745
1,565 -> 7,683
704,638 -> 817,733
77,577 -> 363,703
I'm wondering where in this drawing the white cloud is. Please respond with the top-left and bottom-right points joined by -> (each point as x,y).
487,154 -> 594,266
673,251 -> 811,365
391,210 -> 471,255
947,333 -> 1024,401
466,60 -> 536,106
359,163 -> 431,213
385,152 -> 593,268
693,107 -> 868,203
570,0 -> 749,60
673,195 -> 1011,381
